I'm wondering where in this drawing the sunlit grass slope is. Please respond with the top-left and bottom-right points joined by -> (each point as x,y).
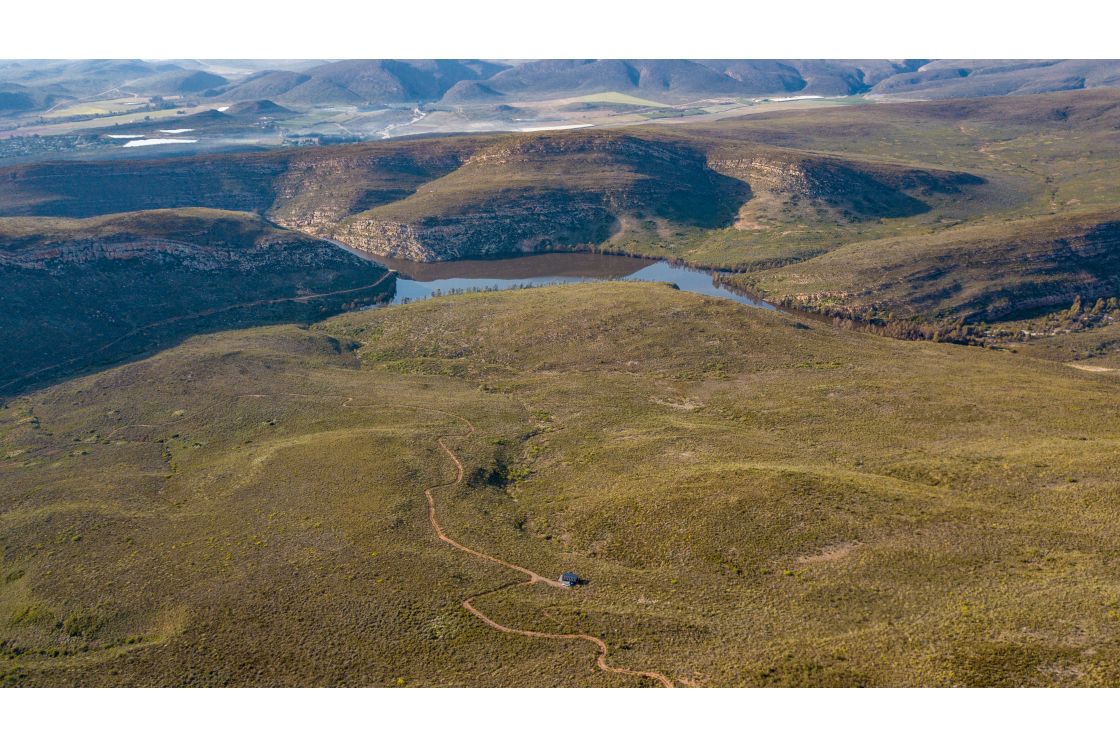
4,282 -> 1120,686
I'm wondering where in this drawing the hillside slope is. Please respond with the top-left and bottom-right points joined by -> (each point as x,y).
333,131 -> 752,259
0,209 -> 393,394
749,210 -> 1120,323
0,127 -> 992,264
3,283 -> 1120,685
216,59 -> 509,106
869,59 -> 1120,99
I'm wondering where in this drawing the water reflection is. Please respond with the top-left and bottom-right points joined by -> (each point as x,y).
374,253 -> 774,309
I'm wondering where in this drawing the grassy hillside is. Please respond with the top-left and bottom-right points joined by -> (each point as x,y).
680,89 -> 1120,220
4,282 -> 1120,686
0,209 -> 393,395
747,209 -> 1120,322
684,90 -> 1120,341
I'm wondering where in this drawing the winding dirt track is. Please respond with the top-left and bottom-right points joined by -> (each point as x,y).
303,395 -> 672,685
423,416 -> 674,688
22,362 -> 672,684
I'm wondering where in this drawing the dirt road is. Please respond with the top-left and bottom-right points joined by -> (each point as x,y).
423,414 -> 674,687
35,380 -> 673,685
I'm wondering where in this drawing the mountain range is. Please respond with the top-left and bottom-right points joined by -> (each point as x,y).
4,59 -> 1120,115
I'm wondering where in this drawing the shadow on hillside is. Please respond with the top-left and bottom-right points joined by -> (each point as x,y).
0,280 -> 394,400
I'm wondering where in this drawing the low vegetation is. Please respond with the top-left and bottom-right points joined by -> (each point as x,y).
4,283 -> 1120,686
5,85 -> 1120,687
746,209 -> 1120,322
0,208 -> 393,394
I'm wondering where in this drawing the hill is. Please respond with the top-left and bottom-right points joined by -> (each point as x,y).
129,69 -> 229,96
3,89 -> 1118,343
212,70 -> 313,102
749,209 -> 1120,324
0,59 -> 187,99
0,83 -> 61,114
333,131 -> 753,259
3,282 -> 1120,686
216,59 -> 510,106
0,126 -> 991,264
0,209 -> 393,394
869,60 -> 1120,99
443,59 -> 756,104
437,59 -> 1120,104
4,60 -> 1120,126
223,99 -> 294,118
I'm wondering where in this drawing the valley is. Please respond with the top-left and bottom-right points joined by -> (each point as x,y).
4,283 -> 1120,686
3,67 -> 1120,688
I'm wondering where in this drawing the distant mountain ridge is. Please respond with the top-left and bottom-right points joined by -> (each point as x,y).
5,59 -> 1119,115
217,59 -> 511,106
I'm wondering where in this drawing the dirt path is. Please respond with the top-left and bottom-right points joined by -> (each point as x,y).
1067,363 -> 1117,373
279,393 -> 674,686
421,412 -> 674,687
425,424 -> 564,587
463,582 -> 675,687
19,379 -> 672,685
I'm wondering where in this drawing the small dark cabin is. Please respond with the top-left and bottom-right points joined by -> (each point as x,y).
559,571 -> 582,587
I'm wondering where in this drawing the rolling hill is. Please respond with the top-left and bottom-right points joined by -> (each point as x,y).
6,78 -> 1120,690
127,69 -> 228,96
3,88 -> 1119,347
0,126 -> 991,263
868,59 -> 1120,99
4,60 -> 1120,128
439,59 -> 1120,104
0,83 -> 62,114
3,282 -> 1120,685
215,59 -> 510,106
0,209 -> 393,394
750,209 -> 1120,322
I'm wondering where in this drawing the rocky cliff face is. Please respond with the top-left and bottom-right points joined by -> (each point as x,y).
334,191 -> 616,261
0,210 -> 394,395
331,220 -> 431,261
0,130 -> 989,263
0,235 -> 351,273
267,144 -> 471,233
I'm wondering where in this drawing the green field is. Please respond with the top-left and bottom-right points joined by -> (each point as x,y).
41,98 -> 150,120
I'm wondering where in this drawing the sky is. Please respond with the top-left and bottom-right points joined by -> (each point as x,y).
5,0 -> 1117,59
